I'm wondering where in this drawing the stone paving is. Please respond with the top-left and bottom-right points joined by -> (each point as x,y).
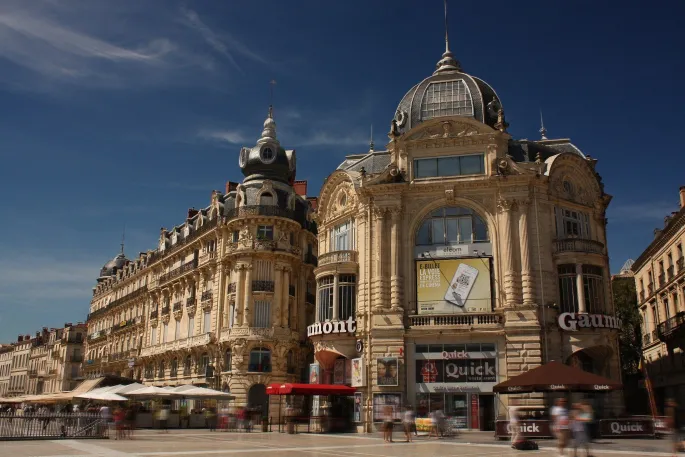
1,429 -> 677,457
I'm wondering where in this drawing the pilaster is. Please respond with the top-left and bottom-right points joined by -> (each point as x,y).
390,207 -> 403,312
517,199 -> 535,306
497,197 -> 516,307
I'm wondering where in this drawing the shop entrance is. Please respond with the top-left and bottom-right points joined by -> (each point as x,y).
479,394 -> 495,431
248,383 -> 269,417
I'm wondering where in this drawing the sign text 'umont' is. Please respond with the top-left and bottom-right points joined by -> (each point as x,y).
307,317 -> 357,337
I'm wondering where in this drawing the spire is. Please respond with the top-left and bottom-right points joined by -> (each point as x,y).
434,0 -> 462,74
369,124 -> 374,152
539,109 -> 548,140
258,105 -> 278,144
120,225 -> 125,256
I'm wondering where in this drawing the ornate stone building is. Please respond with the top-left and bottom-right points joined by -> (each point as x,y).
86,109 -> 317,416
309,43 -> 620,430
27,324 -> 87,395
633,187 -> 685,411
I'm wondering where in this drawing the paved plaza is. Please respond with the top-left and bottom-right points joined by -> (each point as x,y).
1,430 -> 677,457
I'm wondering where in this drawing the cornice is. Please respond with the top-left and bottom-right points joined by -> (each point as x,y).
633,206 -> 685,272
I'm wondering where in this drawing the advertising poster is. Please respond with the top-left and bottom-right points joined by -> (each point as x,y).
415,359 -> 497,384
333,359 -> 345,384
353,392 -> 363,423
377,357 -> 399,387
309,363 -> 320,384
345,359 -> 352,385
351,358 -> 366,387
416,257 -> 492,314
372,393 -> 401,422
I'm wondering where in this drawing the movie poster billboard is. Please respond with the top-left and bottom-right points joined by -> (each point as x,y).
416,257 -> 492,314
351,358 -> 366,387
309,363 -> 320,384
377,357 -> 399,387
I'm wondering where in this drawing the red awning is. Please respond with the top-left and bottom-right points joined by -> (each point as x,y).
268,383 -> 356,396
266,383 -> 281,395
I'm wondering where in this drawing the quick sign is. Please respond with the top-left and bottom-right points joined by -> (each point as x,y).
599,419 -> 655,437
558,312 -> 622,331
307,317 -> 357,337
416,359 -> 497,383
495,420 -> 552,438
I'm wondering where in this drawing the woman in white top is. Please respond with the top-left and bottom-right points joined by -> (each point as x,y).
403,407 -> 415,443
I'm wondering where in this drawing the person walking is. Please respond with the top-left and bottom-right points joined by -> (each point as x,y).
382,405 -> 394,443
570,403 -> 590,457
551,398 -> 570,457
666,398 -> 683,457
509,399 -> 521,447
403,406 -> 415,443
158,405 -> 169,433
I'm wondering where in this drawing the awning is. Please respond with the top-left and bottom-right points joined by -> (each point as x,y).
493,361 -> 622,393
266,383 -> 281,395
271,383 -> 356,396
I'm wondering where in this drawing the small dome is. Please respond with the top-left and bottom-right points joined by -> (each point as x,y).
99,252 -> 128,278
393,51 -> 503,133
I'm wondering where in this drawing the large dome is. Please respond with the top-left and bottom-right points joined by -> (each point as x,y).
99,252 -> 128,279
393,50 -> 503,133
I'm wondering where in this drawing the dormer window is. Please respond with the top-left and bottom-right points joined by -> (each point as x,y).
260,193 -> 275,206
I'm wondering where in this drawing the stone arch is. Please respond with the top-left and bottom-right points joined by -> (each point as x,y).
247,383 -> 269,415
317,171 -> 358,218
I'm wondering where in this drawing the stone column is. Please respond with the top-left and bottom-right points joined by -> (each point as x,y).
668,292 -> 678,319
244,263 -> 253,327
576,263 -> 587,313
497,198 -> 516,307
677,287 -> 685,313
235,265 -> 245,326
333,274 -> 340,320
373,207 -> 386,310
274,265 -> 283,327
649,304 -> 657,334
518,200 -> 535,305
390,208 -> 403,311
282,267 -> 290,327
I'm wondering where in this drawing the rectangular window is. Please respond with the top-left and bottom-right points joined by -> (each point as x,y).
555,207 -> 590,239
338,275 -> 357,320
257,225 -> 274,240
162,323 -> 168,343
229,303 -> 235,329
558,264 -> 579,313
664,298 -> 671,319
232,231 -> 239,242
203,312 -> 211,333
174,320 -> 180,340
254,300 -> 271,328
151,327 -> 157,345
582,265 -> 605,314
414,154 -> 485,179
332,220 -> 353,251
188,316 -> 195,337
318,276 -> 334,321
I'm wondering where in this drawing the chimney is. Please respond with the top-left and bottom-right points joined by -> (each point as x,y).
293,180 -> 307,197
654,228 -> 663,239
307,196 -> 319,211
17,335 -> 23,342
187,207 -> 199,219
680,186 -> 685,208
225,181 -> 239,194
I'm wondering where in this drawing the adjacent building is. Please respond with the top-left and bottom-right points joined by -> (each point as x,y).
0,345 -> 13,396
309,42 -> 620,430
633,187 -> 685,410
86,109 -> 317,417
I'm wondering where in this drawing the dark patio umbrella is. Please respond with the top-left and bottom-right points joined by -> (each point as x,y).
493,361 -> 622,393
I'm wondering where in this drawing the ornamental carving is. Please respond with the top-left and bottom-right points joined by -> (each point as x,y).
407,120 -> 481,141
497,197 -> 515,213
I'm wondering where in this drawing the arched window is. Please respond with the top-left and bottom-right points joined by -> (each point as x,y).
184,355 -> 192,376
199,352 -> 210,375
157,361 -> 165,378
170,358 -> 178,378
248,348 -> 272,373
224,349 -> 232,372
415,207 -> 488,246
260,192 -> 275,206
420,80 -> 474,120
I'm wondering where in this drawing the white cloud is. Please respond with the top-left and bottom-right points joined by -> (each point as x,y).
294,131 -> 369,147
609,201 -> 679,221
198,129 -> 248,144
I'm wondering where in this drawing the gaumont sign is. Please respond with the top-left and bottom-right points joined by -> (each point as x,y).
495,420 -> 552,438
599,419 -> 655,437
307,317 -> 357,337
558,312 -> 622,332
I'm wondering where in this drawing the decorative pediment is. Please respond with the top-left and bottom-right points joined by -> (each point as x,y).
405,119 -> 487,141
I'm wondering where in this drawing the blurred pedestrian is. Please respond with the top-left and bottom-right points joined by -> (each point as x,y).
551,398 -> 570,457
403,406 -> 415,443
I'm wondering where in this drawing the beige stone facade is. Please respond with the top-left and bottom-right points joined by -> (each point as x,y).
308,47 -> 621,430
633,187 -> 685,410
86,110 -> 316,419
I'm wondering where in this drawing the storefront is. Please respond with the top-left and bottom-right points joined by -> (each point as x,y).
408,341 -> 499,431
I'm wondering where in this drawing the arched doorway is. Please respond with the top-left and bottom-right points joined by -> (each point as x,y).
248,383 -> 268,417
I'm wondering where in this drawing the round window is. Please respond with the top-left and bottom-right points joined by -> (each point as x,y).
260,146 -> 275,163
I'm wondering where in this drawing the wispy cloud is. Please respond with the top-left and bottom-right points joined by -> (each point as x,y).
609,201 -> 680,221
179,7 -> 266,72
198,129 -> 248,145
292,131 -> 369,147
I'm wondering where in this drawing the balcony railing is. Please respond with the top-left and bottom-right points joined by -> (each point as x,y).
408,314 -> 502,328
162,305 -> 170,315
139,332 -> 214,357
112,318 -> 136,332
667,265 -> 675,281
318,250 -> 358,266
87,286 -> 148,321
150,310 -> 159,319
553,238 -> 605,255
201,290 -> 213,302
639,291 -> 645,303
678,257 -> 685,271
146,218 -> 219,266
199,251 -> 216,266
28,369 -> 37,377
173,302 -> 183,312
305,253 -> 318,267
227,282 -> 236,294
652,330 -> 658,342
658,311 -> 685,341
159,260 -> 198,285
647,283 -> 654,296
252,280 -> 275,292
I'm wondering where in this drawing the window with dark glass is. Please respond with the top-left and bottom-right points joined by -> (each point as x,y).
170,359 -> 178,377
317,276 -> 334,321
248,348 -> 272,372
338,275 -> 357,320
257,225 -> 274,240
582,265 -> 604,314
415,207 -> 488,245
224,349 -> 232,372
232,231 -> 239,243
414,154 -> 485,179
558,264 -> 579,313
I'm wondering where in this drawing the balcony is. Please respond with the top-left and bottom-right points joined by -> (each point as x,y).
227,282 -> 236,294
150,310 -> 159,319
667,265 -> 675,281
652,330 -> 658,343
51,349 -> 62,359
87,286 -> 149,321
305,253 -> 318,267
159,260 -> 198,285
658,311 -> 685,342
173,302 -> 183,313
639,291 -> 645,303
28,369 -> 37,378
553,238 -> 605,255
162,305 -> 171,315
199,251 -> 216,266
201,291 -> 213,302
112,318 -> 136,333
252,280 -> 275,292
48,368 -> 57,376
678,257 -> 685,272
224,205 -> 316,233
408,313 -> 503,329
318,250 -> 358,267
146,218 -> 220,267
647,283 -> 654,296
139,332 -> 214,357
219,326 -> 297,342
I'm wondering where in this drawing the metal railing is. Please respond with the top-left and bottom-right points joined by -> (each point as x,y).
408,314 -> 502,327
639,291 -> 645,303
289,285 -> 295,297
658,273 -> 666,287
87,286 -> 148,321
173,302 -> 183,313
647,283 -> 654,295
667,265 -> 675,281
162,305 -> 170,315
679,257 -> 685,271
0,413 -> 107,440
159,260 -> 198,285
658,311 -> 685,340
318,250 -> 358,266
201,290 -> 213,302
304,253 -> 318,267
553,238 -> 605,255
227,282 -> 236,294
150,310 -> 159,319
252,280 -> 275,292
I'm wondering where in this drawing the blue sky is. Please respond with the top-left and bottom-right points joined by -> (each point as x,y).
0,0 -> 683,342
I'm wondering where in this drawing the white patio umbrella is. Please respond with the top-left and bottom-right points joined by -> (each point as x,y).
76,391 -> 128,401
125,385 -> 178,398
171,385 -> 235,400
107,383 -> 146,395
